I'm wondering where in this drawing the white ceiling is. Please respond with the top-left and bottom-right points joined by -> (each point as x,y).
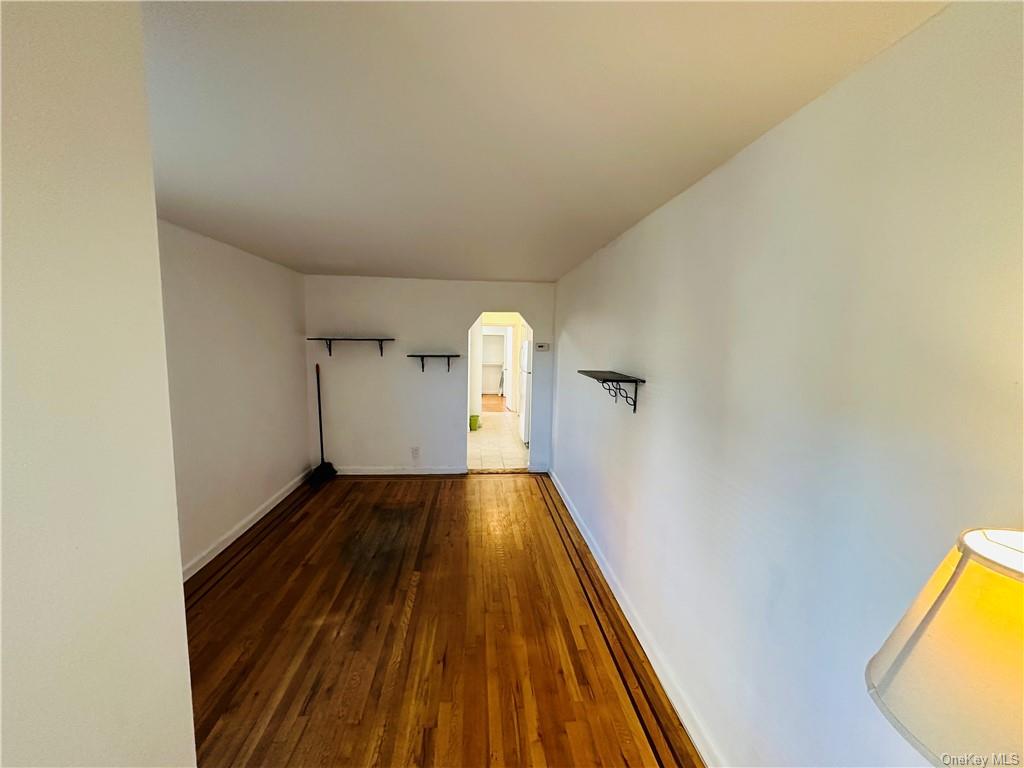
142,2 -> 942,282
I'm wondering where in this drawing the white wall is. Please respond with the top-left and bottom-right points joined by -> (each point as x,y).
1,4 -> 197,765
468,318 -> 483,419
157,221 -> 308,578
551,5 -> 1022,766
481,331 -> 506,393
305,276 -> 554,473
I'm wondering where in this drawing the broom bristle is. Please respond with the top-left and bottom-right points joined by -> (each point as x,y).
308,461 -> 337,486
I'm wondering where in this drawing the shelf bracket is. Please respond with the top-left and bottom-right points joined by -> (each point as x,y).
578,370 -> 645,413
408,354 -> 461,372
601,380 -> 639,412
307,337 -> 395,358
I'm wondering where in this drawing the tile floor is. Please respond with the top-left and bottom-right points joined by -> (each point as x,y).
467,409 -> 529,470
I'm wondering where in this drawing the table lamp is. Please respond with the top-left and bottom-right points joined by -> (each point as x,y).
866,528 -> 1023,765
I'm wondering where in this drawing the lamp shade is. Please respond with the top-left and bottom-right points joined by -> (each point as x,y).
866,529 -> 1024,765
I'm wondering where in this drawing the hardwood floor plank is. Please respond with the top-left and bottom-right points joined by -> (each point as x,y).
184,473 -> 704,767
535,476 -> 705,768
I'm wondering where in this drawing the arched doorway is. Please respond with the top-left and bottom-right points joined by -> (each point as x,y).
466,311 -> 533,471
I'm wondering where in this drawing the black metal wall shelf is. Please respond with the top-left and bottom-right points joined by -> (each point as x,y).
578,370 -> 646,413
307,336 -> 396,357
408,354 -> 461,372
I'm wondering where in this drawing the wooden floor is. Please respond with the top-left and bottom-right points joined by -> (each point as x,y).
482,394 -> 506,412
185,474 -> 703,767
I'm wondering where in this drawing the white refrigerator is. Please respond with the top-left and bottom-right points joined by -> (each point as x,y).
519,339 -> 532,447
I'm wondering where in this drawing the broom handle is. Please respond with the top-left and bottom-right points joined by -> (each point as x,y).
316,363 -> 325,464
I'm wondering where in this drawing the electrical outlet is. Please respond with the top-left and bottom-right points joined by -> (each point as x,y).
410,446 -> 421,463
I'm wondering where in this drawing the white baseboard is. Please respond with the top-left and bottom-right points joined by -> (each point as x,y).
548,470 -> 722,767
182,470 -> 307,581
335,465 -> 468,475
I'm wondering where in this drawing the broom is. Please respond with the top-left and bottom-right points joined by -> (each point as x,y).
308,363 -> 337,485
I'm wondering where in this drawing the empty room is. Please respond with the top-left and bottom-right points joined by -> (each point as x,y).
3,2 -> 1022,767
